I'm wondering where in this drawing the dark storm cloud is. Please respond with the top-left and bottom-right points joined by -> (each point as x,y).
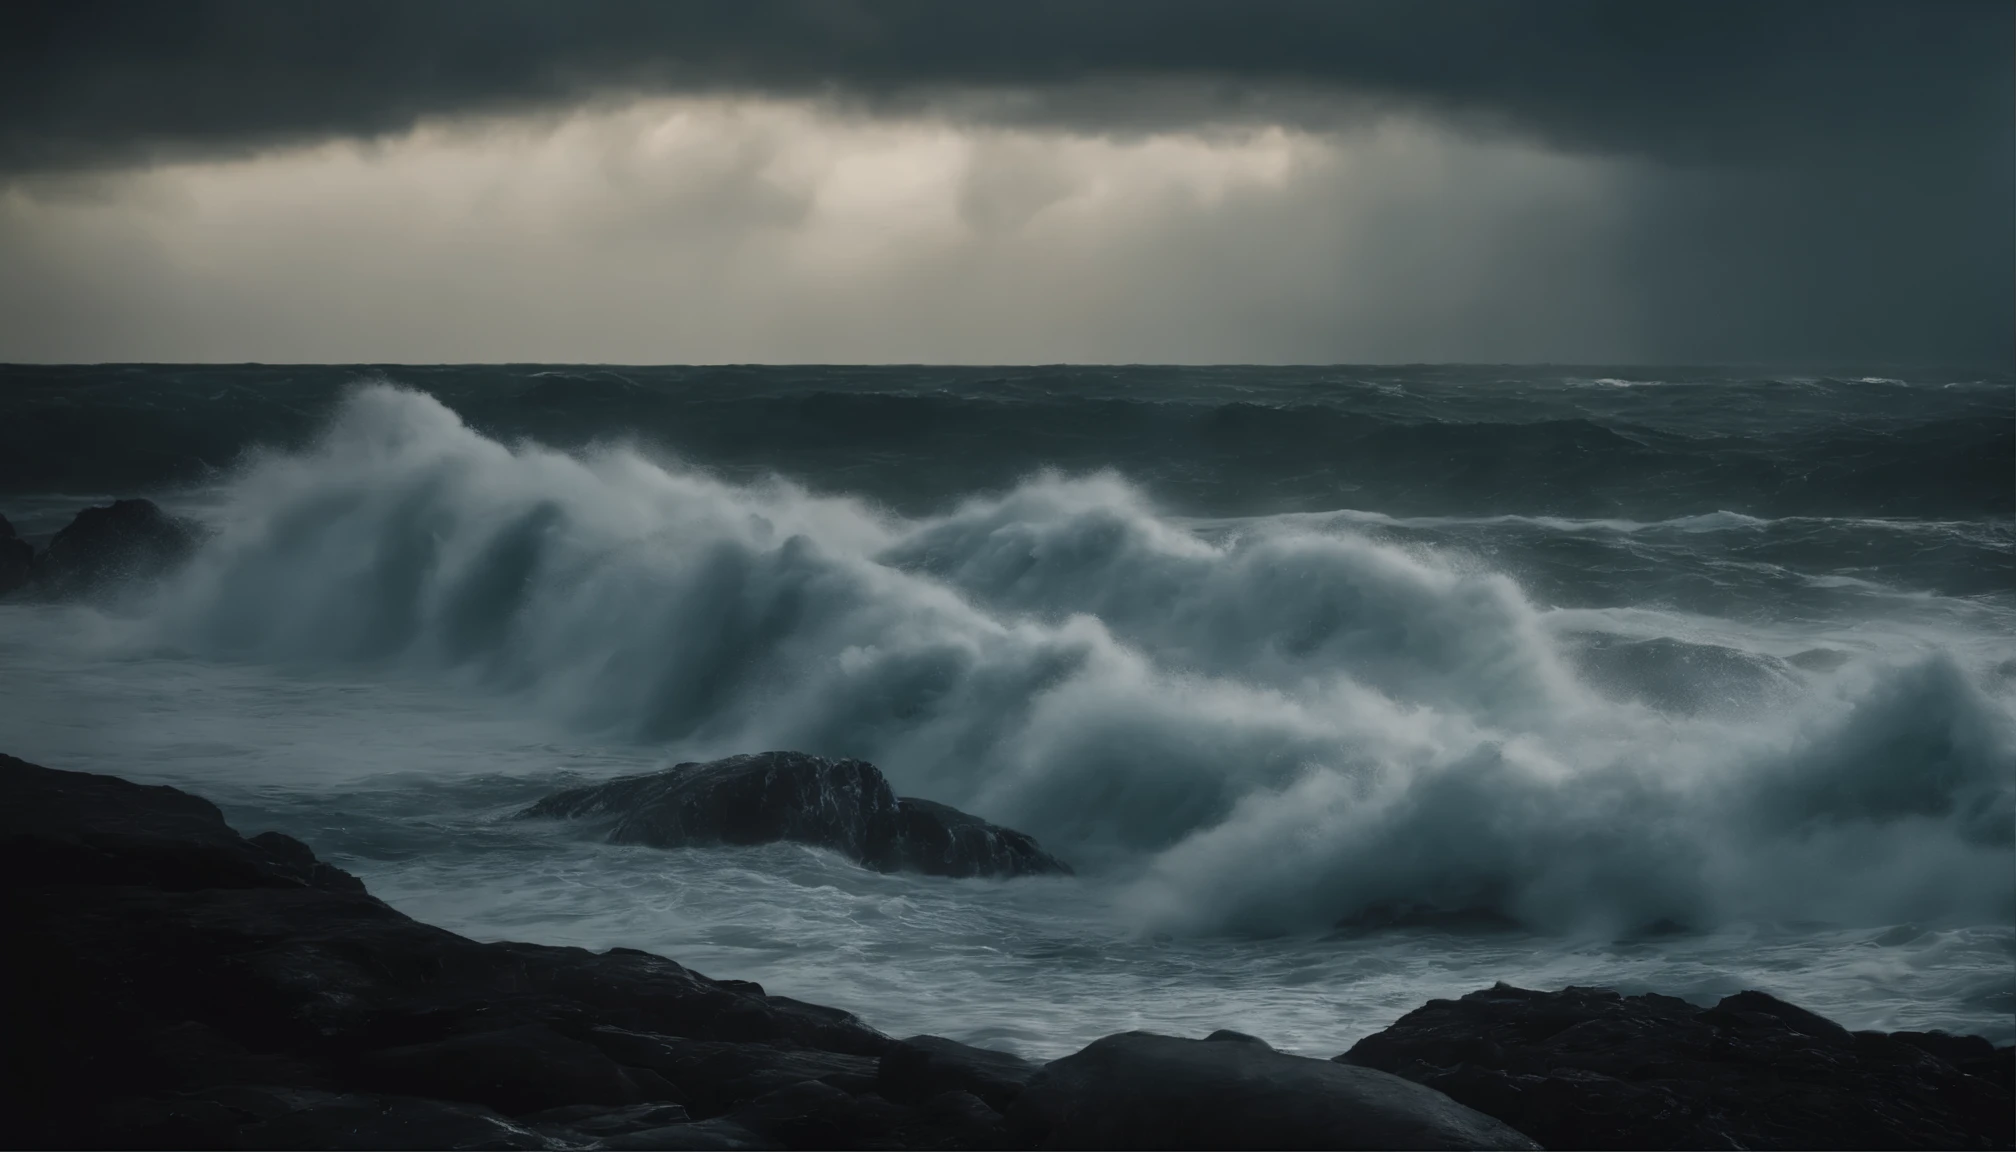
4,0 -> 2008,172
2,0 -> 2009,365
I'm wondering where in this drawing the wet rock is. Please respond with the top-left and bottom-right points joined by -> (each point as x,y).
249,829 -> 371,894
230,1088 -> 556,1151
878,1034 -> 1040,1112
1202,1029 -> 1272,1047
1338,982 -> 2016,1150
3,752 -> 893,1149
0,752 -> 368,894
584,1027 -> 879,1116
520,1100 -> 693,1139
599,1117 -> 772,1150
91,1086 -> 554,1151
1891,1029 -> 2014,1083
725,1079 -> 908,1149
718,1078 -> 1011,1151
0,512 -> 32,594
33,497 -> 199,597
909,1088 -> 1013,1150
11,751 -> 2006,1152
1004,1030 -> 1540,1150
522,751 -> 1071,878
877,796 -> 1069,878
354,1023 -> 682,1115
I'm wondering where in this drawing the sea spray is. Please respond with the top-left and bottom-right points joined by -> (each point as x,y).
126,384 -> 2015,935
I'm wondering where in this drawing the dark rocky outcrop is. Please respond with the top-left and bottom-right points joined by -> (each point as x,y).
881,795 -> 1068,879
521,751 -> 1072,879
29,497 -> 200,597
9,751 -> 2010,1151
878,1035 -> 1041,1113
0,513 -> 32,594
4,751 -> 1011,1151
92,1085 -> 558,1150
1339,981 -> 2016,1150
1004,1030 -> 1540,1150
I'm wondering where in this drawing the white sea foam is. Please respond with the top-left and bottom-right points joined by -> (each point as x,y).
106,384 -> 2015,937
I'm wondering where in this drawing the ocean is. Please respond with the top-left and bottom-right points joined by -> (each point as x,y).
1,363 -> 2010,1058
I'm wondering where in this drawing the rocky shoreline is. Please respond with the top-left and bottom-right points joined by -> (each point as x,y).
3,751 -> 2009,1150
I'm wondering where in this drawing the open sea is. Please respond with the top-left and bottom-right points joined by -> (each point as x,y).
1,363 -> 2010,1057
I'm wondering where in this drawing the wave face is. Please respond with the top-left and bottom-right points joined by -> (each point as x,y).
135,384 -> 2016,937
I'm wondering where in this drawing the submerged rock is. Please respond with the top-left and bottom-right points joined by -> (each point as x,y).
1339,981 -> 2016,1150
32,497 -> 199,597
1004,1030 -> 1539,1150
521,751 -> 1072,879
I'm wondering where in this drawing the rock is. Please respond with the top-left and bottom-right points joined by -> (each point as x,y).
1891,1030 -> 2015,1084
724,1079 -> 908,1148
1338,982 -> 2016,1150
521,751 -> 1071,879
353,1023 -> 682,1115
1003,1030 -> 1541,1150
720,1078 -> 1010,1151
0,752 -> 368,894
878,1034 -> 1040,1112
9,751 -> 2006,1152
520,1100 -> 694,1139
0,512 -> 32,594
96,1086 -> 556,1151
583,1026 -> 879,1116
880,796 -> 1069,879
32,497 -> 200,597
2,752 -> 897,1149
249,828 -> 371,893
1203,1029 -> 1272,1047
910,1089 -> 1013,1151
600,1117 -> 773,1150
231,1088 -> 556,1151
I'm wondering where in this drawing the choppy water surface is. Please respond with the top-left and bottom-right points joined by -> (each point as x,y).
0,365 -> 2009,1055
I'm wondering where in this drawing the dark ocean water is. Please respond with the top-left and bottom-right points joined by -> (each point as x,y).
4,364 -> 2010,521
0,363 -> 2010,1055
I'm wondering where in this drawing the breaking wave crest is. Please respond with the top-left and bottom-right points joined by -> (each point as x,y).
142,386 -> 2015,935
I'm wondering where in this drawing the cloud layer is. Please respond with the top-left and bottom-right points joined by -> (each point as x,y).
7,1 -> 2008,171
2,1 -> 2009,363
0,102 -> 1635,362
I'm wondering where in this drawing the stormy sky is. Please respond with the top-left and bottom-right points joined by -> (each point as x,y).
2,1 -> 2009,364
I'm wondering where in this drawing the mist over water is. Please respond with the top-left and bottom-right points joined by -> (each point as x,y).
1,367 -> 2010,1054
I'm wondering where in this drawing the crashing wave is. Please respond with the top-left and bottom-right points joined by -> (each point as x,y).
128,384 -> 2014,936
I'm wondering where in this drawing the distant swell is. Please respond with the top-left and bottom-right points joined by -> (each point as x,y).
2,364 -> 2009,520
130,385 -> 2016,936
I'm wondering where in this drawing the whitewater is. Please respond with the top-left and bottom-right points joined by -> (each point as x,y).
0,365 -> 2010,1058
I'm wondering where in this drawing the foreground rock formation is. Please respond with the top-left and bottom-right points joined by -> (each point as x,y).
0,498 -> 200,598
1341,982 -> 2014,1151
5,751 -> 2009,1150
521,751 -> 1073,879
1005,1031 -> 1537,1150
